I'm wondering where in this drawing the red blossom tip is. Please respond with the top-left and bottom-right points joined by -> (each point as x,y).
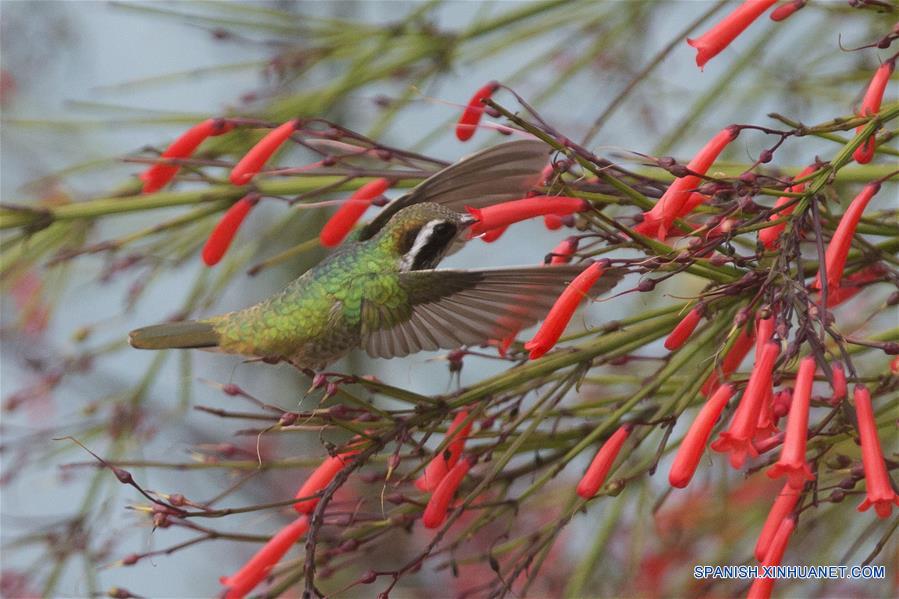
664,306 -> 704,351
577,425 -> 631,499
687,0 -> 778,69
220,515 -> 309,599
854,385 -> 899,518
524,262 -> 607,360
766,356 -> 816,489
456,81 -> 500,142
201,195 -> 259,266
140,118 -> 234,193
769,0 -> 805,21
230,119 -> 299,185
319,178 -> 391,247
669,384 -> 734,488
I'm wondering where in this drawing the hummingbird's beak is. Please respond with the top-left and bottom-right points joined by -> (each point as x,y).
458,214 -> 478,230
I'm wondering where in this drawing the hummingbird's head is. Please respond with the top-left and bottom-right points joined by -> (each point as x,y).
379,202 -> 476,271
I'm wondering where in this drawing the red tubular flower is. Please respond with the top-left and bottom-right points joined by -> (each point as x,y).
767,357 -> 816,489
664,306 -> 704,351
467,196 -> 588,237
711,341 -> 781,468
754,387 -> 779,441
140,118 -> 233,193
524,261 -> 607,360
635,126 -> 739,239
319,178 -> 391,247
422,456 -> 474,528
220,515 -> 309,599
669,384 -> 735,488
687,0 -> 778,69
293,450 -> 358,514
201,195 -> 259,266
543,214 -> 564,230
813,182 -> 881,291
854,385 -> 899,518
701,327 -> 755,396
830,362 -> 847,405
546,236 -> 579,265
758,165 -> 817,249
230,119 -> 300,185
456,81 -> 499,142
577,424 -> 632,499
769,0 -> 805,21
415,411 -> 473,493
853,59 -> 895,164
891,356 -> 899,375
826,263 -> 886,308
748,516 -> 796,599
754,484 -> 799,562
772,388 -> 792,418
479,225 -> 508,243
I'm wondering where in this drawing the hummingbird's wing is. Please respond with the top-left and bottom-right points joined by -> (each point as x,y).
356,139 -> 548,242
360,265 -> 624,359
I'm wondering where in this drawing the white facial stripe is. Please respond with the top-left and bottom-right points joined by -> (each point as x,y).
399,219 -> 445,272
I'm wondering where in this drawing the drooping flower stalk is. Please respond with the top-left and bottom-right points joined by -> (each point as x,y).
664,306 -> 704,351
635,126 -> 739,239
293,449 -> 358,514
201,195 -> 260,266
853,59 -> 895,164
140,118 -> 233,193
319,178 -> 391,247
416,410 -> 473,492
220,515 -> 309,599
711,341 -> 780,468
854,385 -> 899,518
754,484 -> 800,561
577,424 -> 632,499
467,196 -> 588,237
814,182 -> 881,291
766,356 -> 816,489
687,0 -> 778,69
758,164 -> 818,249
669,384 -> 734,488
456,81 -> 499,142
524,261 -> 608,360
230,119 -> 300,185
422,456 -> 475,528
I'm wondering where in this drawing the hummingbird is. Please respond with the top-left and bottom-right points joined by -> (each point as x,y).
129,140 -> 623,369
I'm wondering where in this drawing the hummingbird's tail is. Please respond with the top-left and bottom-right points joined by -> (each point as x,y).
129,321 -> 220,350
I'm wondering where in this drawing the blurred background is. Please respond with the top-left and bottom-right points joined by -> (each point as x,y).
1,2 -> 895,598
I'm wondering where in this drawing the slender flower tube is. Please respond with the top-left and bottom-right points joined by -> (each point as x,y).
769,0 -> 805,21
293,450 -> 358,514
467,196 -> 588,237
711,341 -> 781,468
853,60 -> 895,164
825,263 -> 886,308
814,183 -> 881,291
854,385 -> 899,518
546,236 -> 579,265
415,411 -> 473,492
754,387 -> 779,441
319,178 -> 391,247
755,314 -> 774,356
758,165 -> 818,249
665,306 -> 704,351
669,384 -> 735,488
830,362 -> 847,405
456,81 -> 499,142
687,0 -> 778,69
230,119 -> 300,185
701,327 -> 755,396
635,126 -> 739,239
422,456 -> 474,528
201,195 -> 259,266
220,515 -> 309,599
524,261 -> 607,360
140,118 -> 233,193
576,425 -> 632,499
479,225 -> 508,243
767,357 -> 816,488
754,484 -> 800,561
747,516 -> 796,599
891,356 -> 899,375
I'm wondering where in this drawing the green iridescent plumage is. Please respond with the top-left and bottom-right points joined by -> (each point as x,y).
129,140 -> 624,369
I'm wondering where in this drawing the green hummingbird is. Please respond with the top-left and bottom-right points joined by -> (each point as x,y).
129,140 -> 623,369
